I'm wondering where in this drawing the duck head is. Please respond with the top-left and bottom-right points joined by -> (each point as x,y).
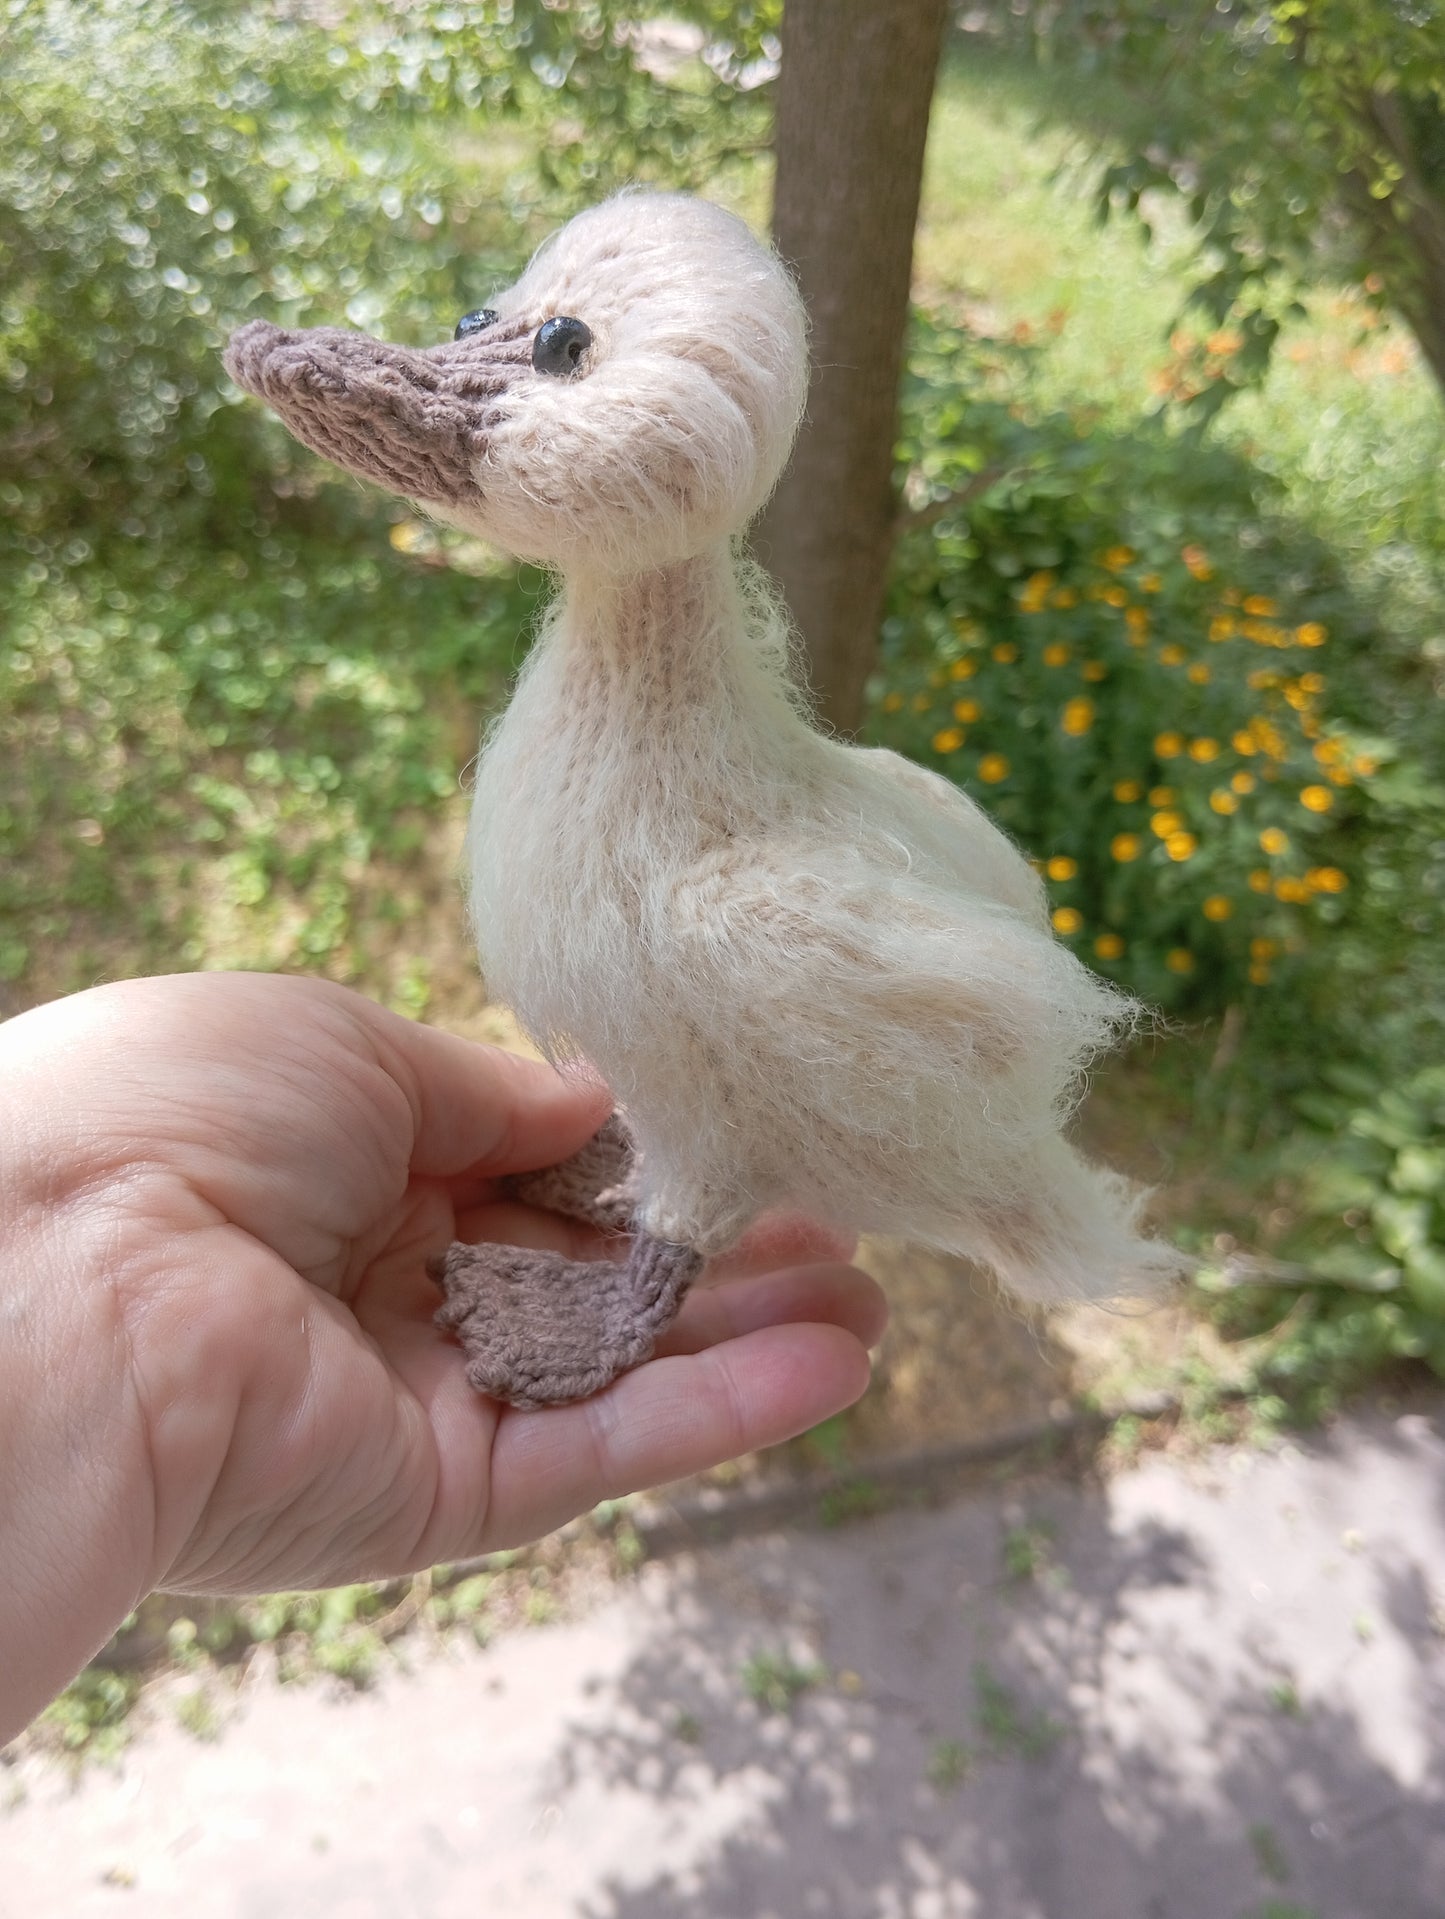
225,192 -> 808,575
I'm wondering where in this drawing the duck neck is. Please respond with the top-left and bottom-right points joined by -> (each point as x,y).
552,542 -> 798,732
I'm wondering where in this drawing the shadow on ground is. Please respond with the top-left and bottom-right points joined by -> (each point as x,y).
553,1410 -> 1445,1919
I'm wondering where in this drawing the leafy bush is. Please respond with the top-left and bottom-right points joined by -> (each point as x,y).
1204,1065 -> 1445,1397
0,0 -> 538,544
978,0 -> 1445,412
0,531 -> 533,996
870,313 -> 1428,1022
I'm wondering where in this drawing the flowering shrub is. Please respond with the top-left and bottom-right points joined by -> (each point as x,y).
871,314 -> 1391,1014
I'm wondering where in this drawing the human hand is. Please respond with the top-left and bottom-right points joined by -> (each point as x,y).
0,972 -> 883,1740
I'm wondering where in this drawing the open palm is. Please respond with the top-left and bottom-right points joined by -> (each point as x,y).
4,973 -> 880,1599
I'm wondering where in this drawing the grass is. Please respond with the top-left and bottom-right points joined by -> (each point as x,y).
972,1661 -> 1065,1762
741,1649 -> 829,1714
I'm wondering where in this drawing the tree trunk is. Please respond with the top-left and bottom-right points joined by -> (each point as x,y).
756,0 -> 950,734
1359,89 -> 1445,402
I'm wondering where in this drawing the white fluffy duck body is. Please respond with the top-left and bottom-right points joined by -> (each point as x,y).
229,190 -> 1178,1315
460,194 -> 1175,1305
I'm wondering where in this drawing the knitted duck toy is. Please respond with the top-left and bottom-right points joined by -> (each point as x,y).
226,192 -> 1180,1409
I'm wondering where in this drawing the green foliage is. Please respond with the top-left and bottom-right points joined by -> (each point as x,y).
872,313 -> 1429,1024
926,1737 -> 976,1790
1001,1521 -> 1054,1583
1209,1066 -> 1445,1400
997,0 -> 1445,412
0,532 -> 530,996
741,1648 -> 828,1713
37,1666 -> 141,1763
971,1662 -> 1064,1761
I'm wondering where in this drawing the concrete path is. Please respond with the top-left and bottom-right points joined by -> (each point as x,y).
5,1407 -> 1445,1919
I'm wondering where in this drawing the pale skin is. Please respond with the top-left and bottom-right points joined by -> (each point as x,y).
0,971 -> 884,1744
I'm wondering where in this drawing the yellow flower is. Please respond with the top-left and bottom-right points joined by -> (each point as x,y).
1187,663 -> 1211,685
948,658 -> 978,681
1296,622 -> 1327,647
1307,866 -> 1348,893
912,693 -> 932,713
1299,672 -> 1325,695
1102,584 -> 1129,608
1125,606 -> 1150,638
1312,738 -> 1343,765
1166,831 -> 1197,861
1202,895 -> 1233,921
1113,779 -> 1143,803
1188,738 -> 1220,763
1154,732 -> 1185,759
1151,810 -> 1183,838
1182,545 -> 1212,580
1019,571 -> 1055,611
1259,827 -> 1290,855
932,727 -> 964,754
1250,938 -> 1277,960
1353,754 -> 1378,777
1248,868 -> 1272,893
1208,616 -> 1237,643
1283,685 -> 1311,711
880,691 -> 904,713
1243,594 -> 1278,617
1050,586 -> 1079,609
953,697 -> 981,723
1300,785 -> 1334,813
993,642 -> 1019,663
1141,573 -> 1162,594
1111,833 -> 1142,862
1231,771 -> 1257,794
1249,962 -> 1272,986
1081,660 -> 1108,682
1046,855 -> 1079,881
1051,907 -> 1083,935
1102,545 -> 1135,571
1159,642 -> 1186,666
1275,877 -> 1310,903
1043,642 -> 1071,667
1061,696 -> 1095,737
1149,786 -> 1175,807
1095,932 -> 1126,959
978,753 -> 1010,783
1166,948 -> 1196,974
1209,790 -> 1238,815
1327,766 -> 1353,786
1233,729 -> 1259,756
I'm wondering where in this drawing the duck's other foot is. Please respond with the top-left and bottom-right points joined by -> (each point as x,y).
501,1111 -> 640,1233
428,1231 -> 702,1409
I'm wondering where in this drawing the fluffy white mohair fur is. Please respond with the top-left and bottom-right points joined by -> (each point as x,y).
462,192 -> 1181,1303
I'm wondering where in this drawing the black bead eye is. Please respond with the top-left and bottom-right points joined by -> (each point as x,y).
454,308 -> 498,341
532,315 -> 592,377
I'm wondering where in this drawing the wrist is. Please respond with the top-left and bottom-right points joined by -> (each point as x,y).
0,1000 -> 158,1744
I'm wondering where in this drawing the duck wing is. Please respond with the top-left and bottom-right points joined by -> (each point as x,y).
833,742 -> 1049,928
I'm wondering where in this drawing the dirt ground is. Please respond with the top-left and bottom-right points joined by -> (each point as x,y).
6,1400 -> 1443,1919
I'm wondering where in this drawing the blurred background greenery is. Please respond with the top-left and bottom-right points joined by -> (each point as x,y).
2,0 -> 1443,1410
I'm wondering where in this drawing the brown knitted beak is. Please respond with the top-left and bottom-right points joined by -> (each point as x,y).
223,316 -> 534,505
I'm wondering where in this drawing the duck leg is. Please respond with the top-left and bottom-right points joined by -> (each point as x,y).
429,1232 -> 703,1411
430,1112 -> 699,1408
500,1110 -> 639,1234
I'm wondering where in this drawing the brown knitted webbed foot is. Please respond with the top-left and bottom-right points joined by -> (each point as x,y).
501,1112 -> 640,1233
429,1232 -> 703,1409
